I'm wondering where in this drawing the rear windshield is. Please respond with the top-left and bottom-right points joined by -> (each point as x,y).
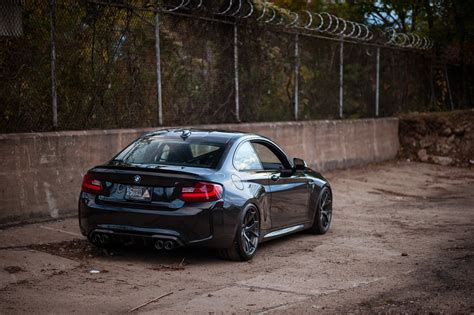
112,137 -> 225,169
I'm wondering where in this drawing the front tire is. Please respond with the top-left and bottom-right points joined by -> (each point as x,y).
309,186 -> 332,234
219,204 -> 260,261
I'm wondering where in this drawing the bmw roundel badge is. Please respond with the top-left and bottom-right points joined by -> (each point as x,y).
133,175 -> 141,184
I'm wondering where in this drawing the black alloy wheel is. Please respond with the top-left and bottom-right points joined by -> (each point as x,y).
309,186 -> 332,234
219,204 -> 260,261
241,206 -> 260,256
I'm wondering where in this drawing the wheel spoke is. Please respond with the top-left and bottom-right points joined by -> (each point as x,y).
248,210 -> 256,221
245,221 -> 257,231
243,214 -> 249,226
244,233 -> 254,250
248,239 -> 254,250
317,189 -> 332,229
243,233 -> 251,243
248,230 -> 259,238
242,233 -> 249,252
322,211 -> 331,226
241,208 -> 260,255
247,227 -> 258,236
325,199 -> 332,210
321,192 -> 328,208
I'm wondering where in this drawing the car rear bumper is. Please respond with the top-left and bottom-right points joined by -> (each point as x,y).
78,193 -> 240,248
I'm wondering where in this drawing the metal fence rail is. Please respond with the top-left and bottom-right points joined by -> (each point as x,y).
0,0 -> 467,133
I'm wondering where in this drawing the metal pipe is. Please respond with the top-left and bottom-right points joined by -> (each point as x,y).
49,0 -> 58,128
155,240 -> 164,250
339,40 -> 344,119
154,11 -> 163,126
294,33 -> 300,120
375,47 -> 380,117
445,64 -> 454,111
429,54 -> 435,105
234,23 -> 240,122
164,240 -> 174,250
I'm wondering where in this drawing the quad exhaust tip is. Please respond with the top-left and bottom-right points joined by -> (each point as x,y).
153,239 -> 176,250
164,240 -> 174,250
154,240 -> 164,250
91,231 -> 180,250
91,232 -> 110,245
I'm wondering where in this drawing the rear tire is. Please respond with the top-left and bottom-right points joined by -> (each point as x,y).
219,204 -> 260,261
308,187 -> 332,234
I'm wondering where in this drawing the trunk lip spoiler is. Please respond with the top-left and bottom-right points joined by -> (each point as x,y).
91,165 -> 214,178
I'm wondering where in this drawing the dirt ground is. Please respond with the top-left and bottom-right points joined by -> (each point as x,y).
0,161 -> 473,314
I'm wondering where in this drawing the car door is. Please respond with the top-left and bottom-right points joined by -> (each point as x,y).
232,141 -> 273,231
251,141 -> 312,228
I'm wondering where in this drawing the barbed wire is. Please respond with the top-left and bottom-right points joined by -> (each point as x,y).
156,0 -> 432,50
384,27 -> 433,49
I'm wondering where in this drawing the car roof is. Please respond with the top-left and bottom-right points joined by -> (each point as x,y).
142,128 -> 258,144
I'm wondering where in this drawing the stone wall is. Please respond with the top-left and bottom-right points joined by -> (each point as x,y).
0,118 -> 399,225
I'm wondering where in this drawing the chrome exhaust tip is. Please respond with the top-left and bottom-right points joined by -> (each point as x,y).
154,240 -> 164,250
164,240 -> 174,250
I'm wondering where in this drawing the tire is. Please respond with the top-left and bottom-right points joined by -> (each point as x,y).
308,186 -> 332,234
219,204 -> 260,261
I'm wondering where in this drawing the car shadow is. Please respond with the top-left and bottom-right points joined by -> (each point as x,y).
30,230 -> 329,266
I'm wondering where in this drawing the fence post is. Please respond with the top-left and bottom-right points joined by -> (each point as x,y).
429,53 -> 435,106
154,11 -> 163,126
375,47 -> 380,117
234,23 -> 240,122
339,40 -> 344,119
49,0 -> 58,128
294,33 -> 300,120
445,64 -> 454,110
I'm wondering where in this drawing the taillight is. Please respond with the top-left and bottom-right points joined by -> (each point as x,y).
81,173 -> 103,194
180,182 -> 223,202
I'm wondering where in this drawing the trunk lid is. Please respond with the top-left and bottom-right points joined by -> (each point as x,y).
90,164 -> 215,211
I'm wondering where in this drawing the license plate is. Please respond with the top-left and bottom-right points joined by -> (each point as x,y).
125,186 -> 152,201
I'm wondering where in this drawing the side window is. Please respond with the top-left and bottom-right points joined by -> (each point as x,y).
189,144 -> 221,158
233,142 -> 263,171
252,142 -> 285,170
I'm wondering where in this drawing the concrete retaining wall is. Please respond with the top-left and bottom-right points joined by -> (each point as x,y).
0,118 -> 399,225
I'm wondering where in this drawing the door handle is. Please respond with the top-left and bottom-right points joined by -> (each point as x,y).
270,174 -> 280,181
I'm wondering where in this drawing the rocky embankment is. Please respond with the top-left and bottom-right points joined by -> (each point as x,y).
399,110 -> 473,168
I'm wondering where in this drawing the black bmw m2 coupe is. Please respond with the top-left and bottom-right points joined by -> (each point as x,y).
79,129 -> 332,261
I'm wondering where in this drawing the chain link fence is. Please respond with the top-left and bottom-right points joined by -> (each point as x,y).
0,0 -> 470,133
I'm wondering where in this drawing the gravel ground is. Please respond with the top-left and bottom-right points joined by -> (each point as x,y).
0,161 -> 473,314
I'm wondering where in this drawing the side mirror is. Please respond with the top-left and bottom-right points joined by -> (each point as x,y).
293,158 -> 307,171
